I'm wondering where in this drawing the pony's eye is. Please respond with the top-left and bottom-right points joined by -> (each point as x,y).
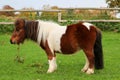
16,28 -> 19,31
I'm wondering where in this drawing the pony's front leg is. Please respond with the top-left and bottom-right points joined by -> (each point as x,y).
44,41 -> 57,73
47,57 -> 57,73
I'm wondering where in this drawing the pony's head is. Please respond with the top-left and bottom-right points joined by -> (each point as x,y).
10,18 -> 26,44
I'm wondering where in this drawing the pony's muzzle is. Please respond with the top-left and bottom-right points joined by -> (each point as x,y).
10,39 -> 16,44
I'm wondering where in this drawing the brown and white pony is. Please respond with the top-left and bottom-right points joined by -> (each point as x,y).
10,18 -> 103,74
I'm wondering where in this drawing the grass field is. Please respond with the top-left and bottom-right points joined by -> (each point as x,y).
0,32 -> 120,80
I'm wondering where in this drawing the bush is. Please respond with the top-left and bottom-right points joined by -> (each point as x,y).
0,24 -> 14,33
1,21 -> 120,34
93,22 -> 120,32
39,12 -> 58,21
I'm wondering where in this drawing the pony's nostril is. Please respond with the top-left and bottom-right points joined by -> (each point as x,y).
10,39 -> 13,44
10,39 -> 15,44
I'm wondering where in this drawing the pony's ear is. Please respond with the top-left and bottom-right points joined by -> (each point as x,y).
14,18 -> 26,29
15,18 -> 27,24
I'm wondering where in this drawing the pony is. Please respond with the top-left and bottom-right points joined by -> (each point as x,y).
10,18 -> 103,74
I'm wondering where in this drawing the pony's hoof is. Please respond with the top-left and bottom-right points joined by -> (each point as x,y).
47,70 -> 54,73
81,68 -> 87,73
47,70 -> 53,73
86,68 -> 94,74
47,68 -> 56,73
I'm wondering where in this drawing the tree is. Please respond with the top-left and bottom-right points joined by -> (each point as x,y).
42,4 -> 51,10
106,0 -> 120,8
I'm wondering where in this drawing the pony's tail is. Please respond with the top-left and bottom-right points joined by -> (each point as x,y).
94,29 -> 104,69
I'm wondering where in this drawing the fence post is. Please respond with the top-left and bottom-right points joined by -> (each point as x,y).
58,11 -> 62,22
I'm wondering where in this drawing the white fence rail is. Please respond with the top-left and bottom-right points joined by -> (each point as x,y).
59,8 -> 120,10
0,9 -> 61,12
0,22 -> 13,24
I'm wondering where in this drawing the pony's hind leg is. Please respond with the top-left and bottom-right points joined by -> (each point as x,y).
82,49 -> 94,74
81,55 -> 89,72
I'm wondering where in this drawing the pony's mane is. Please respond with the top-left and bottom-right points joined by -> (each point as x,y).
25,20 -> 38,41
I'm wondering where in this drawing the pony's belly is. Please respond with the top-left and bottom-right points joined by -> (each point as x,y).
60,43 -> 81,54
53,38 -> 62,53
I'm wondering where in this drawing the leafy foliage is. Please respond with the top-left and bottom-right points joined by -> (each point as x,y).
106,0 -> 120,8
93,22 -> 120,32
0,24 -> 13,33
15,8 -> 37,20
39,12 -> 58,21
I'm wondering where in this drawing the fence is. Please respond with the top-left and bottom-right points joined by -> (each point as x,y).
0,10 -> 61,24
58,8 -> 120,22
0,8 -> 120,25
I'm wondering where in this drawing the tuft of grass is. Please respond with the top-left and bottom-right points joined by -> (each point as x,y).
0,32 -> 120,80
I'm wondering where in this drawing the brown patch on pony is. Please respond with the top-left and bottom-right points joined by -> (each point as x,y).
60,22 -> 96,54
60,23 -> 79,54
60,22 -> 96,69
61,22 -> 103,69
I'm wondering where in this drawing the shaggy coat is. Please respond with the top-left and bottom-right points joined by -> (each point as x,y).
10,19 -> 103,74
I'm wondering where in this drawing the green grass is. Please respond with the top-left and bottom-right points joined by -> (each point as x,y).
0,32 -> 120,80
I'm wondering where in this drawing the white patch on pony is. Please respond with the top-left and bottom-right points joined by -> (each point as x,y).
47,57 -> 57,73
82,22 -> 93,30
81,55 -> 89,72
47,26 -> 67,53
37,20 -> 61,45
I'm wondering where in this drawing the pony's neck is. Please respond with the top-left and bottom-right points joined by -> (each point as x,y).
25,20 -> 39,42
